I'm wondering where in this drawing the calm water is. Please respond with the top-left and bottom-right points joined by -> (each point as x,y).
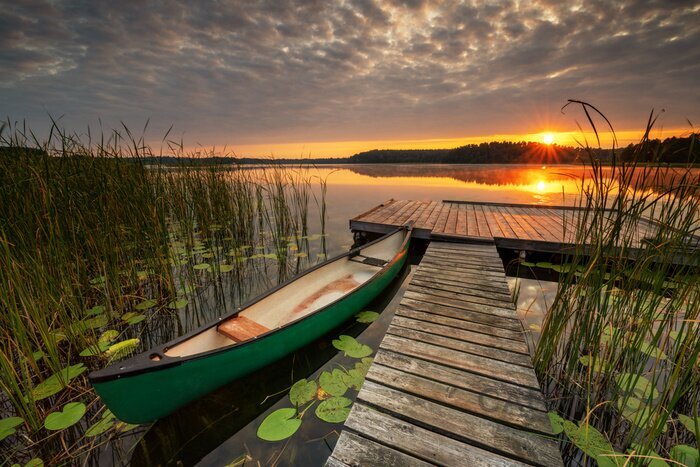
124,164 -> 681,466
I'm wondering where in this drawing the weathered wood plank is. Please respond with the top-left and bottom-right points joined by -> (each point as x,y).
392,311 -> 528,351
407,284 -> 517,311
366,363 -> 552,434
400,297 -> 521,331
412,268 -> 510,292
345,404 -> 528,467
387,323 -> 531,365
374,350 -> 547,411
410,277 -> 513,301
358,382 -> 563,466
403,290 -> 518,319
418,259 -> 508,279
380,334 -> 541,389
330,431 -> 432,467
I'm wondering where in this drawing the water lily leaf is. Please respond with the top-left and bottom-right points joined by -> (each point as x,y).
31,351 -> 45,362
678,414 -> 699,436
579,355 -> 607,373
106,339 -> 140,362
617,397 -> 653,428
31,364 -> 87,401
536,261 -> 553,269
121,312 -> 146,325
355,311 -> 379,324
547,411 -> 565,435
134,299 -> 157,310
219,264 -> 234,273
0,416 -> 24,441
289,379 -> 317,406
341,368 -> 365,391
24,459 -> 44,467
616,373 -> 659,400
116,421 -> 139,432
193,263 -> 211,271
262,253 -> 278,259
177,284 -> 195,296
670,445 -> 699,467
256,408 -> 301,442
295,252 -> 308,258
319,370 -> 348,397
638,342 -> 667,361
520,261 -> 536,267
98,330 -> 119,344
85,305 -> 105,316
85,412 -> 116,437
82,314 -> 109,330
315,396 -> 352,423
79,341 -> 111,357
354,357 -> 373,376
332,335 -> 372,358
167,298 -> 188,310
201,252 -> 215,259
563,421 -> 619,465
628,443 -> 669,467
44,402 -> 86,431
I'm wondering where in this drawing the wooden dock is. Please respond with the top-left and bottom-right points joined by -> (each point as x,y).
351,199 -> 660,252
327,242 -> 563,467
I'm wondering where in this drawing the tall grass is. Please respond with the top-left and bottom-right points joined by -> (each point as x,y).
534,103 -> 699,466
0,121 -> 326,465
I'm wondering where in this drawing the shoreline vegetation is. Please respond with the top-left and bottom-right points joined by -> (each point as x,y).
532,103 -> 699,466
2,133 -> 697,167
0,121 -> 329,465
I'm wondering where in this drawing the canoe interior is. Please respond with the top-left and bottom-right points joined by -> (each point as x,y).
164,229 -> 407,358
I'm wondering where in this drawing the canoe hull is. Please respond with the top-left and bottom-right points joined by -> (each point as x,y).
92,242 -> 408,423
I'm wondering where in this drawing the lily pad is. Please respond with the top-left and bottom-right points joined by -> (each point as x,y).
82,314 -> 109,330
44,402 -> 86,431
79,341 -> 111,357
315,396 -> 352,423
616,373 -> 659,400
618,397 -> 654,428
332,335 -> 372,358
520,261 -> 536,267
85,305 -> 105,316
31,351 -> 45,362
256,408 -> 301,442
579,355 -> 607,373
193,263 -> 211,271
563,421 -> 619,465
167,298 -> 188,310
31,363 -> 87,401
319,370 -> 348,397
134,299 -> 157,310
24,459 -> 44,467
670,445 -> 699,467
678,414 -> 699,436
295,252 -> 308,258
355,311 -> 380,324
547,411 -> 565,435
340,368 -> 365,391
289,379 -> 317,406
638,342 -> 667,361
85,410 -> 116,437
0,416 -> 24,441
121,312 -> 146,325
218,264 -> 234,273
536,261 -> 553,269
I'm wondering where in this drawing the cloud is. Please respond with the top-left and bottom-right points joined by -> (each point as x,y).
1,0 -> 698,154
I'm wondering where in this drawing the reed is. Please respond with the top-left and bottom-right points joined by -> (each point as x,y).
0,120 -> 325,465
534,103 -> 699,466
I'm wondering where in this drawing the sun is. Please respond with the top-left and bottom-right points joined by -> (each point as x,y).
542,133 -> 555,145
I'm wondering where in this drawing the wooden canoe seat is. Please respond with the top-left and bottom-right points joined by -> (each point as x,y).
218,315 -> 270,342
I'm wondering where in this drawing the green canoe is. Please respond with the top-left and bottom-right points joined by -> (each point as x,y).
89,225 -> 412,423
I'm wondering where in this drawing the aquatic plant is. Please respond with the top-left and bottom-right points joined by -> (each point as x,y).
534,102 -> 700,465
0,119 -> 326,465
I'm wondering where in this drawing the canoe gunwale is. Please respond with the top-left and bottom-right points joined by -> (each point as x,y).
89,223 -> 412,383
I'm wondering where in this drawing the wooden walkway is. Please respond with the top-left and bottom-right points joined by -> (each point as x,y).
327,242 -> 563,467
351,199 -> 659,251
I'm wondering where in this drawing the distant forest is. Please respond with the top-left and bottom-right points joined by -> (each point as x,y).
3,134 -> 696,165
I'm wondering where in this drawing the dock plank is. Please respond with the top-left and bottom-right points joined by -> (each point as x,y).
327,241 -> 562,467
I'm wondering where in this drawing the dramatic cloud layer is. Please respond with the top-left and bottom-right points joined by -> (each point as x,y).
1,0 -> 698,154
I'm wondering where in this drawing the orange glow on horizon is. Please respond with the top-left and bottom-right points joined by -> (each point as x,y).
184,127 -> 692,158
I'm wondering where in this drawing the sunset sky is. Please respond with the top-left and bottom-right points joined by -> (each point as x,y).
2,1 -> 699,157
